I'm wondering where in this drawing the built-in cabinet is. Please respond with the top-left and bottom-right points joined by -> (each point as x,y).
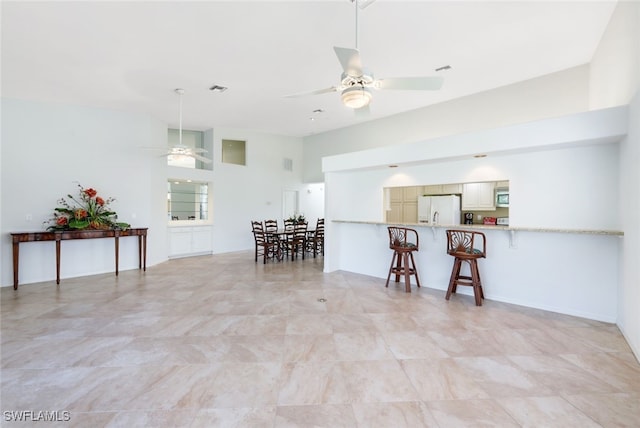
462,182 -> 497,210
168,226 -> 213,258
386,187 -> 419,223
422,183 -> 463,195
387,187 -> 403,223
386,180 -> 506,221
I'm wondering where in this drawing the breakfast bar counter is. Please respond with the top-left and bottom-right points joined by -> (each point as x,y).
332,219 -> 624,236
325,220 -> 622,322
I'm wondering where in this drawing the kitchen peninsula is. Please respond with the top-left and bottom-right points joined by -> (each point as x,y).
321,106 -> 628,324
329,220 -> 622,322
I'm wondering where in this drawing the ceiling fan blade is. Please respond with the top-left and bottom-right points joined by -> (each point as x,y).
191,153 -> 212,164
375,76 -> 444,91
334,46 -> 363,76
284,86 -> 339,98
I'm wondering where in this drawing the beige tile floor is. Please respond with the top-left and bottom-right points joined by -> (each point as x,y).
1,251 -> 639,427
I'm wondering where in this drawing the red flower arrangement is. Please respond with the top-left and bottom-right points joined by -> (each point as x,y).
45,183 -> 130,231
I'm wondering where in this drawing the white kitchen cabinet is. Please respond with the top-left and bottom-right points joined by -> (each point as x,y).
168,225 -> 213,258
462,182 -> 496,210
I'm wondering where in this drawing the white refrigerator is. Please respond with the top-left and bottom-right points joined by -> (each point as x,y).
418,195 -> 461,225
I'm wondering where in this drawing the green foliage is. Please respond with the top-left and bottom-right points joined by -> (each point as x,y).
45,183 -> 130,231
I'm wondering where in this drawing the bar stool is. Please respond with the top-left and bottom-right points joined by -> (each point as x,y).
445,230 -> 486,306
385,227 -> 421,293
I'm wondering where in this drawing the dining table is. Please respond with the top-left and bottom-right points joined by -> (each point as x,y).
265,228 -> 315,261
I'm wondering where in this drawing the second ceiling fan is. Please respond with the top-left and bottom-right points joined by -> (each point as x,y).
286,0 -> 444,113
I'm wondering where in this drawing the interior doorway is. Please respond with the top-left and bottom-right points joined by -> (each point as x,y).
282,190 -> 298,219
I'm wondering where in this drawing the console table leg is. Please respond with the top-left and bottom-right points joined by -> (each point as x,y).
115,236 -> 120,276
12,242 -> 19,290
142,234 -> 147,271
55,240 -> 61,285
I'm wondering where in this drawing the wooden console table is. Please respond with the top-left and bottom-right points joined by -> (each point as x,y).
11,228 -> 148,290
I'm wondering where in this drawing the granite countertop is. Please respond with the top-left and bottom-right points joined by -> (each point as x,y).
331,220 -> 624,236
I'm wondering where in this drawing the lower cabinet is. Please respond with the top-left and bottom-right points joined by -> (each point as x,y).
168,226 -> 213,258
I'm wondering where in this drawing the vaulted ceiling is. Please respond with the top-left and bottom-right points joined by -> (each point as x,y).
1,1 -> 617,137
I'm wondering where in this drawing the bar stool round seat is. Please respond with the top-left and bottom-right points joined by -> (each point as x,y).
385,227 -> 421,293
445,229 -> 487,306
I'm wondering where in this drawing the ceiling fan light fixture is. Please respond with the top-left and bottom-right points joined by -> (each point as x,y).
341,85 -> 372,109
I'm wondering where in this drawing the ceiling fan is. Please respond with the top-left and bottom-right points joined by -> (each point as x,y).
167,88 -> 212,164
286,0 -> 444,113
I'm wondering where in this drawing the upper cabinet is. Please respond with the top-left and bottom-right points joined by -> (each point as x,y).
462,182 -> 496,211
385,180 -> 507,221
403,186 -> 421,202
421,184 -> 462,195
389,187 -> 403,203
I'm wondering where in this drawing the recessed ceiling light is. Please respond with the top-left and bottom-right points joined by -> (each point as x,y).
435,65 -> 452,72
474,154 -> 487,158
209,85 -> 228,92
312,109 -> 324,114
389,164 -> 398,168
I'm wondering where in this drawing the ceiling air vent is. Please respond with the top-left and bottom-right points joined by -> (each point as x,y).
283,158 -> 293,172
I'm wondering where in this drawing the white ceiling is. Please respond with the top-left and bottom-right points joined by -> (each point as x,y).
1,1 -> 617,137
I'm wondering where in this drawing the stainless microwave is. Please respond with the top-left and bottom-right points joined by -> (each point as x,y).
496,189 -> 509,207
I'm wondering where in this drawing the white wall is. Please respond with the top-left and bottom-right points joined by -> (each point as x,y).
326,141 -> 621,231
209,127 -> 305,254
617,91 -> 640,357
589,0 -> 640,109
0,98 -> 168,286
299,182 -> 326,227
303,65 -> 590,182
589,0 -> 640,360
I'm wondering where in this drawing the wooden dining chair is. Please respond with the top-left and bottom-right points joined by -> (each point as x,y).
264,219 -> 278,233
283,222 -> 308,261
251,221 -> 276,263
309,218 -> 324,258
